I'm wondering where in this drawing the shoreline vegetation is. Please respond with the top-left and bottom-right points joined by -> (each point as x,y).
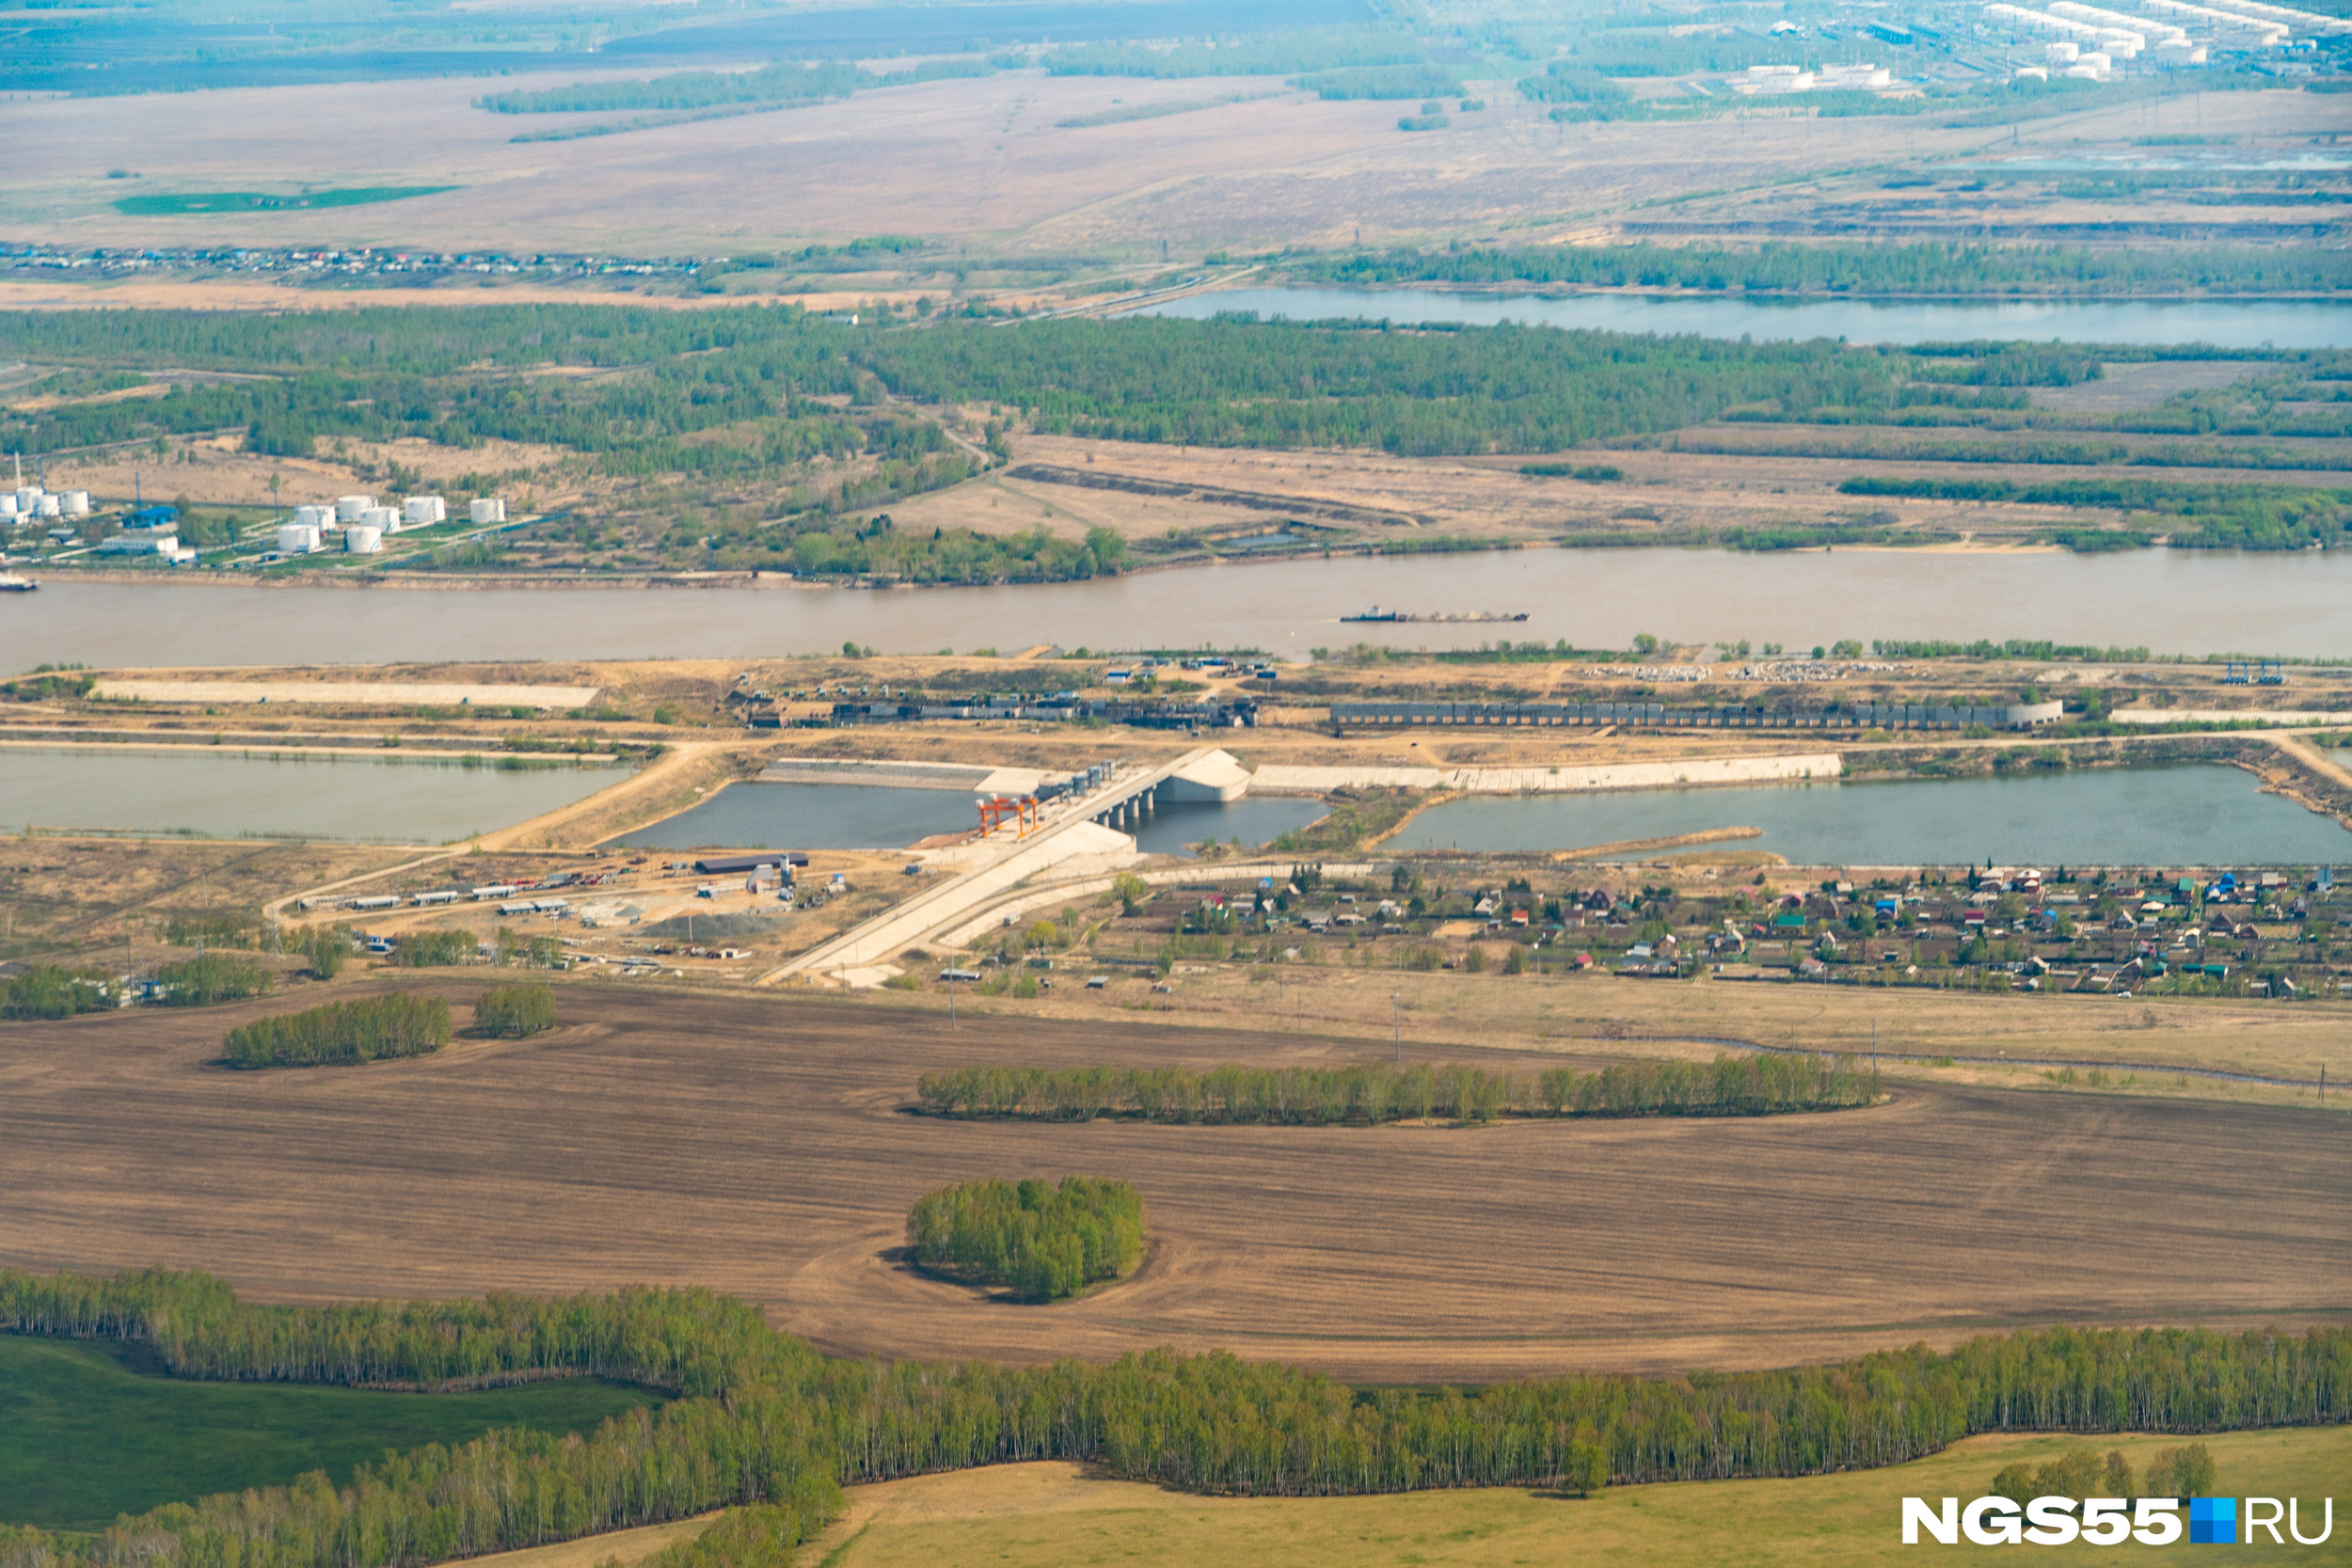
0,1268 -> 2346,1568
913,1056 -> 1882,1125
8,300 -> 2351,589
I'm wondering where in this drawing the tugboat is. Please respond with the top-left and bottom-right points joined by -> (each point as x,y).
0,572 -> 38,593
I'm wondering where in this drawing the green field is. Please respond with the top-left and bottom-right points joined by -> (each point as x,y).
812,1427 -> 2351,1566
0,1334 -> 660,1530
111,186 -> 457,216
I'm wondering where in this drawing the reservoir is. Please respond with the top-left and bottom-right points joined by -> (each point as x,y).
16,546 -> 2352,666
1388,765 -> 2352,867
1129,797 -> 1330,858
610,782 -> 977,850
1130,288 -> 2352,349
0,749 -> 631,844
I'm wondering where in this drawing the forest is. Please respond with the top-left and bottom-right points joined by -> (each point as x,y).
912,1055 -> 1881,1126
223,994 -> 452,1069
1,1268 -> 2347,1568
905,1175 -> 1146,1303
476,57 -> 990,120
1302,241 -> 2352,298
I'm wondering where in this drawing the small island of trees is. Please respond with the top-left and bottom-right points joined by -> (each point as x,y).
906,1175 -> 1145,1303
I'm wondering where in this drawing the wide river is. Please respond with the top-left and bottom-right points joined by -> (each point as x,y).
11,547 -> 2352,664
1391,764 -> 2352,867
1131,288 -> 2352,349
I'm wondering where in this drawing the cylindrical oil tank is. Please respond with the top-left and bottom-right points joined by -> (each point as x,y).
343,524 -> 384,554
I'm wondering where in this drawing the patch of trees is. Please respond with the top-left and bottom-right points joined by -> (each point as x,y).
1044,33 -> 1423,78
389,928 -> 475,968
155,953 -> 272,1006
1989,1442 -> 2214,1506
0,964 -> 111,1020
1869,639 -> 2153,662
1299,241 -> 2352,297
1911,345 -> 2104,388
907,1176 -> 1145,1302
476,57 -> 989,118
0,1268 -> 2346,1568
472,983 -> 555,1039
1837,476 -> 2352,550
866,317 -> 1904,457
915,1056 -> 1879,1126
223,994 -> 452,1069
1295,64 -> 1463,101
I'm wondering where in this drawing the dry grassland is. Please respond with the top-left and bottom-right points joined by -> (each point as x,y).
0,837 -> 411,959
891,423 -> 2336,554
803,1427 -> 2352,1568
8,68 -> 2276,259
1,987 -> 2342,1383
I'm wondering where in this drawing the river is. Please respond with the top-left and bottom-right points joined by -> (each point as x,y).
0,749 -> 631,843
1129,288 -> 2352,349
1389,764 -> 2352,867
11,546 -> 2352,665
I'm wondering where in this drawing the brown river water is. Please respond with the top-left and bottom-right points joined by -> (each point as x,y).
7,547 -> 2351,666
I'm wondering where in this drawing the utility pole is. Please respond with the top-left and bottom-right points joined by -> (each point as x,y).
1392,993 -> 1401,1062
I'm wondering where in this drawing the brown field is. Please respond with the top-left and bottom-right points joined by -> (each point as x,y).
2,985 -> 2343,1382
4,58 -> 2331,260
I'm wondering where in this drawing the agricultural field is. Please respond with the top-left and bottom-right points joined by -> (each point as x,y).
804,1427 -> 2352,1567
1,986 -> 2342,1382
0,1333 -> 658,1530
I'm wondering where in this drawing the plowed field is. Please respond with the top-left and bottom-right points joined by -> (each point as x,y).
2,986 -> 2343,1381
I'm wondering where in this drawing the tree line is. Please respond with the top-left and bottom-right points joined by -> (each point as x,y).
1299,241 -> 2352,298
1044,33 -> 1424,78
1837,476 -> 2352,551
914,1055 -> 1881,1126
0,964 -> 114,1019
907,1176 -> 1145,1303
224,994 -> 452,1069
1,1268 -> 2346,1568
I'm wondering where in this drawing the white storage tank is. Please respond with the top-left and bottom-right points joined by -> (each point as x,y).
2046,39 -> 2080,60
296,503 -> 333,530
469,497 -> 506,525
0,496 -> 17,518
35,494 -> 60,517
344,524 -> 384,554
336,494 -> 375,523
276,522 -> 321,554
60,491 -> 89,516
360,504 -> 401,533
403,495 -> 446,527
2077,49 -> 2112,71
15,488 -> 42,515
